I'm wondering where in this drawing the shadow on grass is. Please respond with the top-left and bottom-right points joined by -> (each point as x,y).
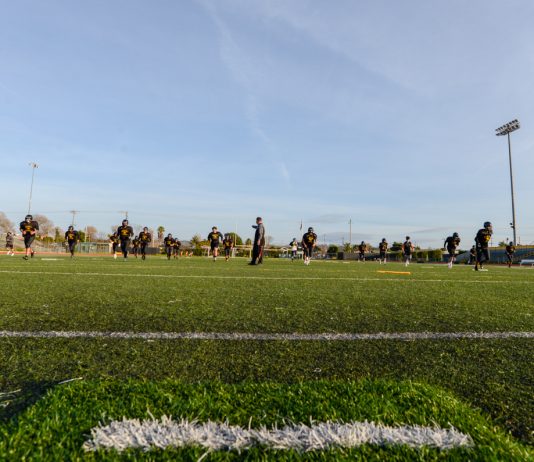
0,380 -> 59,423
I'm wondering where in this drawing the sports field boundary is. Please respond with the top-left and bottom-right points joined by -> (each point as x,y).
1,330 -> 532,341
0,269 -> 533,284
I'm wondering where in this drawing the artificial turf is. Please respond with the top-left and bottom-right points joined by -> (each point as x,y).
0,255 -> 533,460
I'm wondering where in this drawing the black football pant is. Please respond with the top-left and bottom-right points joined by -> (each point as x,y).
120,239 -> 130,258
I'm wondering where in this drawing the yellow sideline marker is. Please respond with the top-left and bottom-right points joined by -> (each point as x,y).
377,270 -> 411,275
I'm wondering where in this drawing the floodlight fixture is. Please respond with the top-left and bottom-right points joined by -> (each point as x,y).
495,119 -> 520,136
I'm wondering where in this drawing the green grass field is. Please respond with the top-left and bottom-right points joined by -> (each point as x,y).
0,255 -> 533,460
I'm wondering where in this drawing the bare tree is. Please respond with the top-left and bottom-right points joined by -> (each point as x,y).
86,226 -> 98,241
33,214 -> 55,238
0,212 -> 14,233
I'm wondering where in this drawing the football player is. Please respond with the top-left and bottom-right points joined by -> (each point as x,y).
138,227 -> 152,260
358,241 -> 366,262
223,234 -> 234,261
207,226 -> 223,261
474,221 -> 493,271
5,232 -> 14,256
444,232 -> 461,269
289,238 -> 298,261
378,238 -> 388,264
467,246 -> 476,265
505,241 -> 515,268
109,233 -> 119,259
301,227 -> 317,266
64,226 -> 79,258
402,236 -> 414,267
19,214 -> 39,260
163,233 -> 174,260
173,238 -> 182,259
132,236 -> 140,258
116,219 -> 134,259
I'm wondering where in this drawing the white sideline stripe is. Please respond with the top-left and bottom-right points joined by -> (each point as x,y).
1,330 -> 532,341
0,270 -> 532,284
83,418 -> 473,452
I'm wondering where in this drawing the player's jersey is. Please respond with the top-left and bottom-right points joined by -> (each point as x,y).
505,244 -> 516,254
132,238 -> 140,248
164,237 -> 174,247
19,220 -> 39,235
470,247 -> 476,256
379,241 -> 388,252
358,244 -> 366,253
302,232 -> 317,247
475,228 -> 492,249
403,241 -> 413,254
290,240 -> 298,251
444,236 -> 461,250
109,234 -> 119,244
173,240 -> 182,248
208,231 -> 223,244
223,238 -> 233,249
139,232 -> 152,244
65,230 -> 79,242
6,234 -> 14,245
117,225 -> 134,240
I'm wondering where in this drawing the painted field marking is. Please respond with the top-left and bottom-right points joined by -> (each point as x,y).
0,270 -> 532,284
83,418 -> 473,452
377,271 -> 411,275
1,330 -> 532,341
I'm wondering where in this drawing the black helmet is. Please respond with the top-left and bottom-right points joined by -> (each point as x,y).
484,221 -> 492,228
122,219 -> 128,225
25,214 -> 32,221
361,241 -> 365,244
308,227 -> 314,233
406,236 -> 410,240
68,225 -> 74,231
453,232 -> 459,238
381,238 -> 386,242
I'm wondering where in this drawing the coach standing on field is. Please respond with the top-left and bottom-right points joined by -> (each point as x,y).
249,216 -> 265,265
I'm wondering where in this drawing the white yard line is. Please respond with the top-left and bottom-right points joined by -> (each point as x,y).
1,330 -> 532,341
0,270 -> 531,284
83,418 -> 473,452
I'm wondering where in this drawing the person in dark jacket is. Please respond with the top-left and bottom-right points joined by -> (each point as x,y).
249,217 -> 265,265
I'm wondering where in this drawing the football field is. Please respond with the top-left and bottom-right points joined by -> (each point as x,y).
0,256 -> 533,460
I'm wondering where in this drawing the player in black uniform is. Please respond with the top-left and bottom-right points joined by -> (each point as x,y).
138,227 -> 152,260
474,221 -> 493,271
172,238 -> 181,259
223,234 -> 234,261
301,227 -> 317,266
19,214 -> 39,260
378,238 -> 388,264
358,241 -> 366,262
132,236 -> 140,258
207,227 -> 223,261
64,226 -> 79,258
163,234 -> 174,260
505,242 -> 516,268
402,236 -> 414,267
109,233 -> 119,259
5,232 -> 14,256
117,219 -> 134,259
444,232 -> 461,269
467,246 -> 476,265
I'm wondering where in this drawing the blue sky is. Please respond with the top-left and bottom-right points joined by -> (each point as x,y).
1,0 -> 533,247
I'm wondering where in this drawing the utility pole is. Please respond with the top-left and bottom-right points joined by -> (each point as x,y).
349,218 -> 352,249
27,162 -> 39,214
69,210 -> 79,227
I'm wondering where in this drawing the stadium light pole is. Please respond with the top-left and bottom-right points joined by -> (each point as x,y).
27,162 -> 39,214
495,119 -> 520,245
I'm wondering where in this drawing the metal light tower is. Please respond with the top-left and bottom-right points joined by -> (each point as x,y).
27,162 -> 39,214
495,119 -> 520,245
